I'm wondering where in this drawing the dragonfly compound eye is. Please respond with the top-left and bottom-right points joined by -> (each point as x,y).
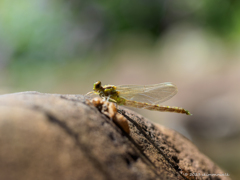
94,81 -> 102,90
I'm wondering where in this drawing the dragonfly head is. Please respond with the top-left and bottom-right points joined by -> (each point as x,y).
93,81 -> 103,92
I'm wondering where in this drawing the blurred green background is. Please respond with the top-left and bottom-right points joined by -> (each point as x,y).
1,0 -> 240,179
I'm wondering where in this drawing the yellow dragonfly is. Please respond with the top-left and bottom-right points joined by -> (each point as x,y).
87,81 -> 191,115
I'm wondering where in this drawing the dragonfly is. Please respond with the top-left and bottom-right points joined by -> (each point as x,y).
86,81 -> 191,115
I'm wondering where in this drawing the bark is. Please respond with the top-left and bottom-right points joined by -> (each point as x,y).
0,92 -> 230,180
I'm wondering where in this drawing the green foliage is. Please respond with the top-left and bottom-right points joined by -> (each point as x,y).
1,0 -> 240,66
0,0 -> 78,65
199,0 -> 240,36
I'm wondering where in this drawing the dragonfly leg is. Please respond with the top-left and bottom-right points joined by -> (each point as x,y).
105,95 -> 113,102
101,95 -> 109,102
86,91 -> 94,95
110,99 -> 117,103
102,96 -> 112,102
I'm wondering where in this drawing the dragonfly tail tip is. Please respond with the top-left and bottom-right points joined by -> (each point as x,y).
186,110 -> 192,116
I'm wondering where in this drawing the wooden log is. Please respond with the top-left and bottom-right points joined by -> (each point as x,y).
0,92 -> 230,180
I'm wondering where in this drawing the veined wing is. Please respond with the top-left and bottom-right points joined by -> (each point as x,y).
116,82 -> 178,104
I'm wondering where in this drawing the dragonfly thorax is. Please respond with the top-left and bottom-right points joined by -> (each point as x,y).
103,86 -> 117,96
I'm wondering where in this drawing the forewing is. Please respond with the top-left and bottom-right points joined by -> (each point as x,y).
116,83 -> 178,104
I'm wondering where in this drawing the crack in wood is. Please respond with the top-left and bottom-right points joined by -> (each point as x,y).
119,109 -> 189,180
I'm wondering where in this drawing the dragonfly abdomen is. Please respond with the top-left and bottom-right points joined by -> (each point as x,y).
124,100 -> 191,115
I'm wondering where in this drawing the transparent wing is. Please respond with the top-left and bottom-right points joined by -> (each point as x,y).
116,82 -> 178,104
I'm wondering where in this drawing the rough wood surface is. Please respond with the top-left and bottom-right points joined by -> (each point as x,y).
0,92 -> 230,180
